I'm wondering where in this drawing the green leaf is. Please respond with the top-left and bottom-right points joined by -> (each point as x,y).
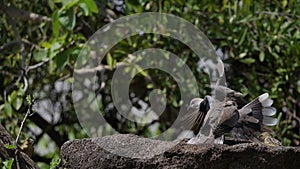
106,53 -> 115,69
8,91 -> 17,104
26,95 -> 32,105
50,158 -> 61,169
271,52 -> 280,59
259,51 -> 265,62
5,144 -> 17,149
48,0 -> 55,10
135,65 -> 147,77
4,102 -> 12,118
14,97 -> 23,110
51,42 -> 62,52
52,11 -> 60,37
238,28 -> 248,46
2,158 -> 14,169
55,54 -> 70,69
238,52 -> 247,58
240,58 -> 255,64
8,87 -> 24,110
78,2 -> 89,16
33,48 -> 48,62
172,99 -> 178,107
79,0 -> 98,15
147,83 -> 153,89
83,0 -> 98,13
62,0 -> 79,9
7,158 -> 14,169
274,45 -> 280,53
49,42 -> 62,59
58,8 -> 76,31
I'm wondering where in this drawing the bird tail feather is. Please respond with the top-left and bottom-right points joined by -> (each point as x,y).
240,93 -> 277,126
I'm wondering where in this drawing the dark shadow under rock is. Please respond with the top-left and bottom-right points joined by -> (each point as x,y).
60,134 -> 300,169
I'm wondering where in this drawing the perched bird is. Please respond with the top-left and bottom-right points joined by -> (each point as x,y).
212,86 -> 244,143
213,103 -> 240,143
186,86 -> 278,144
259,132 -> 281,146
20,138 -> 35,157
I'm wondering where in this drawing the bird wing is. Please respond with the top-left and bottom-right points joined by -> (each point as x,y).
182,97 -> 210,133
181,106 -> 207,133
213,106 -> 240,138
188,96 -> 223,144
231,93 -> 278,141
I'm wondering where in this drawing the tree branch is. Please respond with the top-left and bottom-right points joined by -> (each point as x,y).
2,4 -> 51,23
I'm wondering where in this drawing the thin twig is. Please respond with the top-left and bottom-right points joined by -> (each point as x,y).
3,4 -> 51,23
15,103 -> 33,169
27,59 -> 49,71
15,150 -> 20,169
74,64 -> 111,75
23,76 -> 28,92
22,38 -> 40,49
15,107 -> 31,144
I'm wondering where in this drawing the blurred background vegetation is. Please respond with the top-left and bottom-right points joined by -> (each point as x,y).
0,0 -> 299,168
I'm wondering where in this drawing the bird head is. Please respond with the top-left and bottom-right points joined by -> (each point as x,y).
188,98 -> 203,110
188,96 -> 211,112
199,96 -> 211,113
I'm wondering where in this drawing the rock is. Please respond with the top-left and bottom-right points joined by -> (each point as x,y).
61,134 -> 300,169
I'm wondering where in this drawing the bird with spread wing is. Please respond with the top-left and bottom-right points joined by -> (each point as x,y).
185,86 -> 280,145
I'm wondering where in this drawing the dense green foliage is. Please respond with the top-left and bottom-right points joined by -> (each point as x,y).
1,0 -> 299,167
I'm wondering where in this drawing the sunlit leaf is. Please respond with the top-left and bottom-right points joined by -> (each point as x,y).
78,2 -> 89,16
2,158 -> 14,169
33,48 -> 48,62
50,158 -> 61,169
106,53 -> 116,69
62,0 -> 80,9
26,95 -> 32,105
79,0 -> 98,14
240,58 -> 255,64
259,51 -> 265,62
5,144 -> 17,149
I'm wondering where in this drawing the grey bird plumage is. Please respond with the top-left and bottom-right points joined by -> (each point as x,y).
186,87 -> 278,144
231,93 -> 278,142
213,104 -> 240,143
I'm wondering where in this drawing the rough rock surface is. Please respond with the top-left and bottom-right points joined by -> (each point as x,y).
61,134 -> 300,169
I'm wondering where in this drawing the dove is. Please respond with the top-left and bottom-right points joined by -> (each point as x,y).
186,86 -> 278,144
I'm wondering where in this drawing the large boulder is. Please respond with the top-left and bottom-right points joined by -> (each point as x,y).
61,134 -> 300,169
